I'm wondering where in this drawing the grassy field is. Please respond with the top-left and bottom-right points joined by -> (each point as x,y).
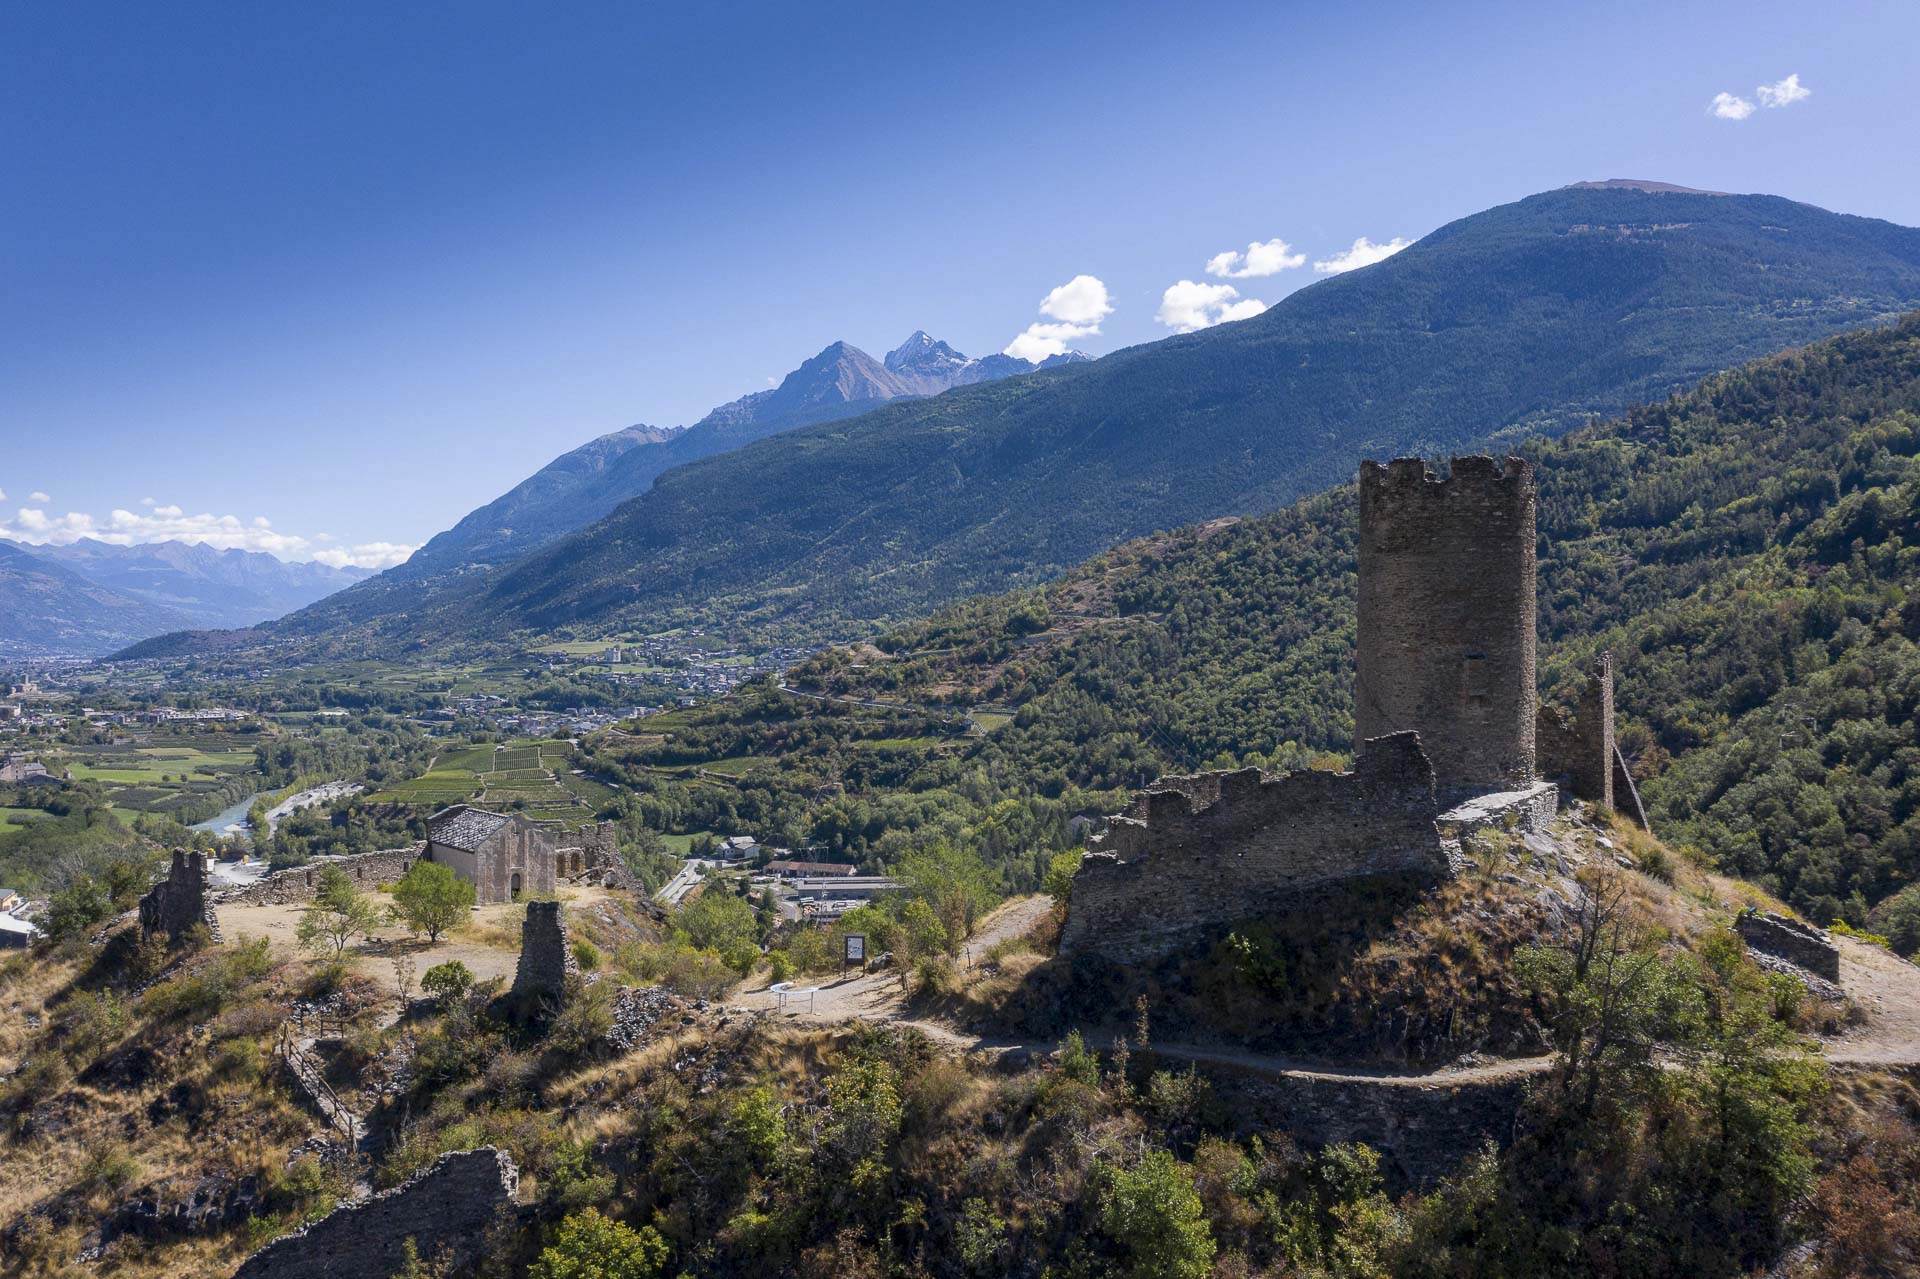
694,755 -> 774,777
52,736 -> 267,821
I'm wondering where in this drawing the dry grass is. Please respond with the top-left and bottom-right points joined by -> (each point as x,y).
1,936 -> 332,1279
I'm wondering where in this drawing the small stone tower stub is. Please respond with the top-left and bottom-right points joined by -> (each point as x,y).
1356,456 -> 1538,790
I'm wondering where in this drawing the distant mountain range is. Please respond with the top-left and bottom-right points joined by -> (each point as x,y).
263,332 -> 1087,631
0,539 -> 372,656
9,330 -> 1076,657
0,541 -> 197,657
0,537 -> 370,656
121,181 -> 1920,663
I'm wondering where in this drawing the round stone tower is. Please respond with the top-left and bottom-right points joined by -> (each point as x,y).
1355,455 -> 1537,790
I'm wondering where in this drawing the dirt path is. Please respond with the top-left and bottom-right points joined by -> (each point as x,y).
1822,934 -> 1920,1065
734,896 -> 1055,1024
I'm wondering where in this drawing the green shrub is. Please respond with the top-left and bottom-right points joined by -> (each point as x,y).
529,1207 -> 669,1279
571,938 -> 602,972
1100,1148 -> 1215,1279
549,977 -> 615,1056
421,960 -> 474,1004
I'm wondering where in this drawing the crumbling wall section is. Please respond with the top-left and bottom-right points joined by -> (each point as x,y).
1736,910 -> 1840,981
138,851 -> 222,944
1537,653 -> 1614,810
1203,1063 -> 1528,1190
214,846 -> 422,908
1611,744 -> 1651,832
1356,456 -> 1537,789
1060,732 -> 1446,965
233,1147 -> 519,1279
509,900 -> 578,1020
480,819 -> 558,906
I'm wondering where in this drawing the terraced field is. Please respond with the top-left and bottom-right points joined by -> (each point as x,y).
371,738 -> 617,827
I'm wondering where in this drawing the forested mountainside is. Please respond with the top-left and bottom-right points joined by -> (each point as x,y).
346,182 -> 1920,655
774,316 -> 1920,927
266,336 -> 1087,639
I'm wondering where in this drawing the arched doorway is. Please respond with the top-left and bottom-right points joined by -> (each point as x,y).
510,872 -> 523,901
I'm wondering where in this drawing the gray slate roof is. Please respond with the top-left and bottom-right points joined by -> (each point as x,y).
429,807 -> 512,853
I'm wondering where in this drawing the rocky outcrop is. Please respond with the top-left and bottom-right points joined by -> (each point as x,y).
232,1147 -> 519,1279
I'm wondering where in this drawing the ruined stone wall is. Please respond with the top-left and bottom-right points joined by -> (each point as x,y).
508,900 -> 577,1019
1538,653 -> 1615,810
1201,1062 -> 1527,1190
1736,910 -> 1840,981
214,846 -> 422,908
138,850 -> 222,944
232,1147 -> 519,1279
1356,456 -> 1537,789
472,819 -> 558,906
1060,732 -> 1447,965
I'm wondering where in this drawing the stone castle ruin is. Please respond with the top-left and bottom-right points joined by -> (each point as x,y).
1063,455 -> 1641,966
421,805 -> 617,905
138,850 -> 223,945
507,899 -> 578,1020
1356,456 -> 1538,790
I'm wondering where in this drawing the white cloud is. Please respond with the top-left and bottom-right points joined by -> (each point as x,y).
1313,236 -> 1412,275
28,491 -> 50,504
139,496 -> 156,506
312,542 -> 415,570
0,487 -> 7,502
0,501 -> 414,569
1756,73 -> 1810,108
1038,274 -> 1113,325
1709,91 -> 1755,120
1155,280 -> 1269,333
1004,274 -> 1113,362
1205,238 -> 1306,279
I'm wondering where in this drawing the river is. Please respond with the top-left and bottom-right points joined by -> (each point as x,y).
190,792 -> 260,844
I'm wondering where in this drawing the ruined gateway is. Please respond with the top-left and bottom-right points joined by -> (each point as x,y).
1061,456 -> 1637,966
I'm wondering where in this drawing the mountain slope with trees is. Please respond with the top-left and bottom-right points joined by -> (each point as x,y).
275,335 -> 1088,637
771,315 -> 1920,926
446,183 -> 1920,647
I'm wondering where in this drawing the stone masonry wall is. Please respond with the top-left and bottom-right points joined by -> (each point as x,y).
472,819 -> 558,906
233,1147 -> 519,1279
214,846 -> 422,908
1356,457 -> 1537,789
138,850 -> 223,944
1203,1063 -> 1527,1190
1060,732 -> 1447,965
508,900 -> 578,1020
1736,910 -> 1840,981
1537,653 -> 1614,810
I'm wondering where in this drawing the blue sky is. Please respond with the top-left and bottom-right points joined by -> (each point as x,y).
2,0 -> 1914,566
